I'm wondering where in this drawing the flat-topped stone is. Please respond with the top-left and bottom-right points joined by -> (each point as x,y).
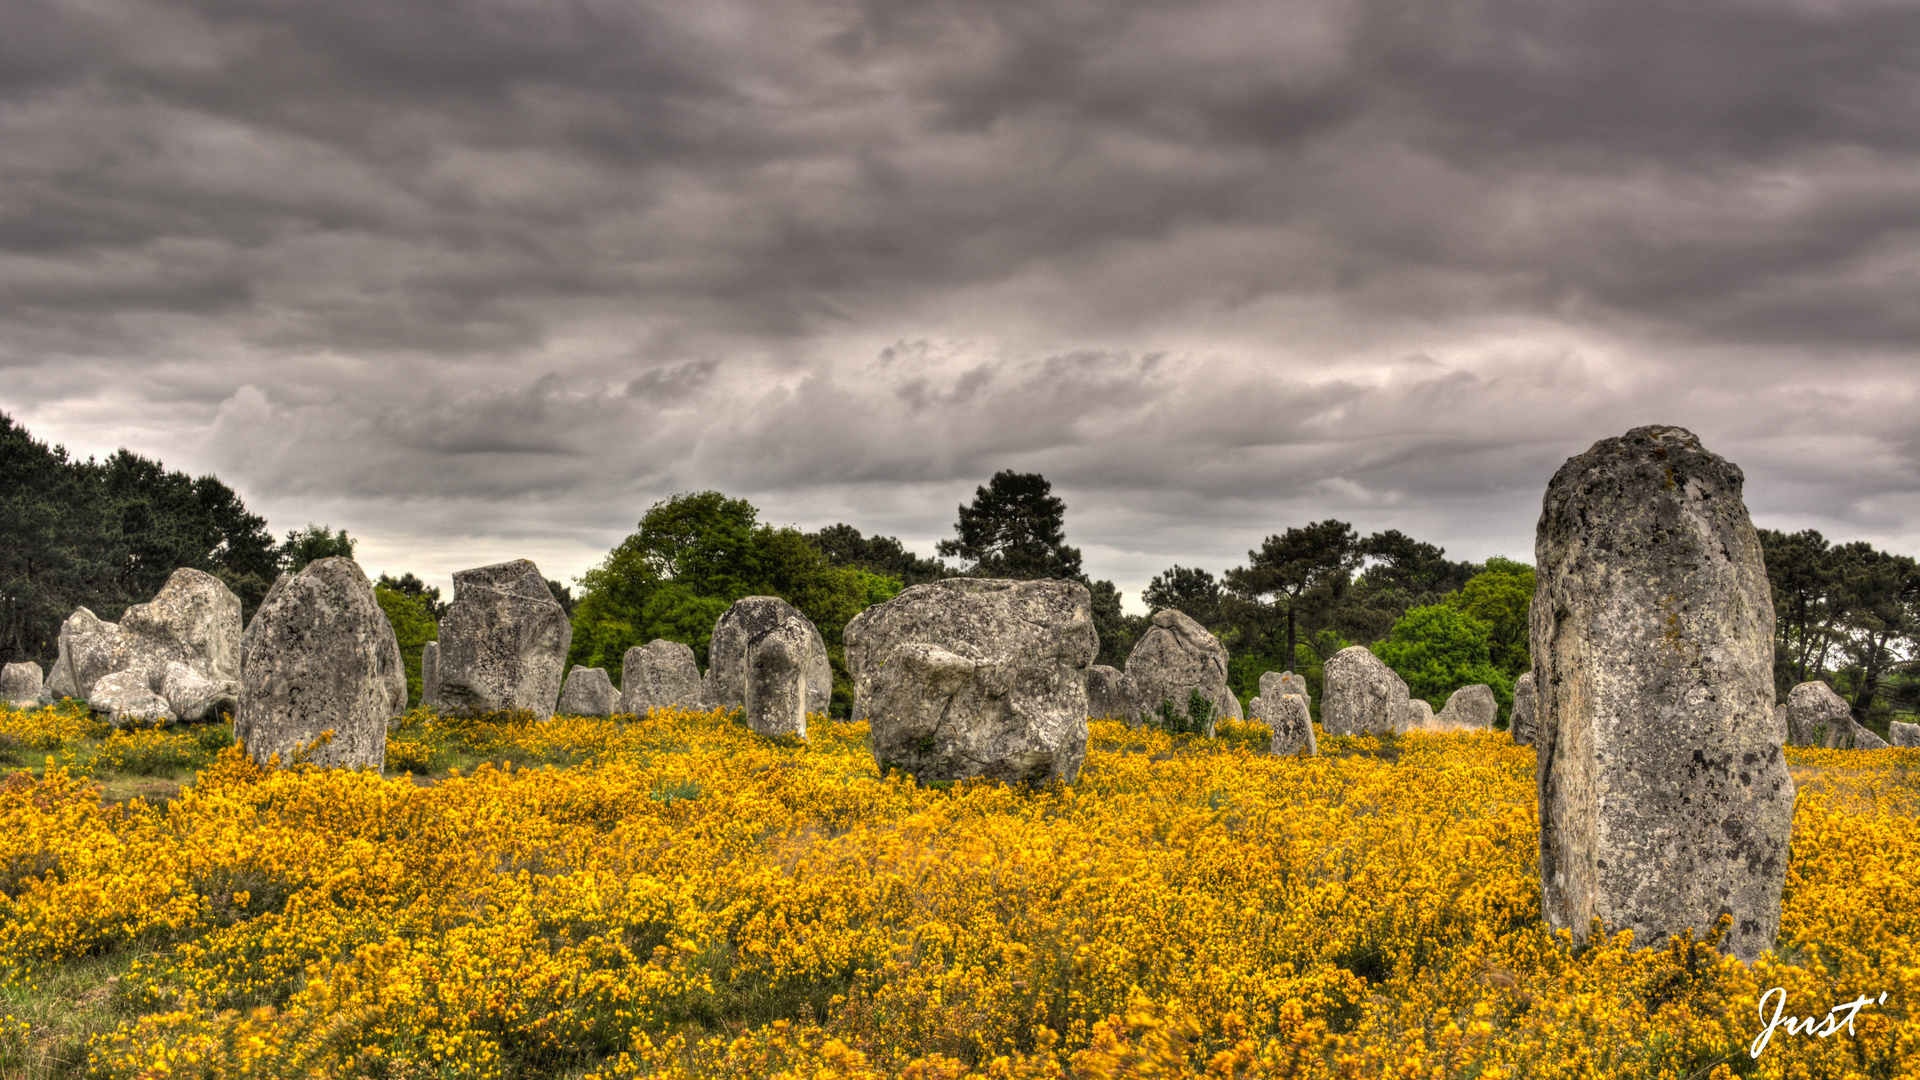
434,559 -> 572,719
708,598 -> 831,716
556,665 -> 617,717
619,639 -> 706,715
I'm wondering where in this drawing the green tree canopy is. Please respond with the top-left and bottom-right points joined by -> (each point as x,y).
937,471 -> 1083,580
806,525 -> 949,585
1143,565 -> 1223,628
374,584 -> 439,709
1443,556 -> 1535,678
377,572 -> 448,620
1371,604 -> 1514,724
1223,520 -> 1361,667
279,524 -> 356,573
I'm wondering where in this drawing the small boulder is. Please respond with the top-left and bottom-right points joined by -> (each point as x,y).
1125,609 -> 1234,735
235,557 -> 400,771
159,661 -> 233,723
745,619 -> 813,738
556,666 -> 617,717
1436,684 -> 1497,729
708,598 -> 831,715
434,559 -> 573,719
1399,698 -> 1435,733
89,670 -> 175,727
619,639 -> 707,715
1510,673 -> 1537,745
1270,671 -> 1311,709
1784,681 -> 1879,749
2,662 -> 43,707
1890,721 -> 1918,748
1321,646 -> 1410,736
1086,664 -> 1135,721
1257,671 -> 1315,756
51,607 -> 123,702
845,578 -> 1095,785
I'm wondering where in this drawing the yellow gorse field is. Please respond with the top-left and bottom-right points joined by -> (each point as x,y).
1,704 -> 1916,1078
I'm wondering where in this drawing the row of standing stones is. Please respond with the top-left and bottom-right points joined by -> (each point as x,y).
5,424 -> 1914,960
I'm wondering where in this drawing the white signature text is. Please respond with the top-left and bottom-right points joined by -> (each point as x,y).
1751,987 -> 1888,1058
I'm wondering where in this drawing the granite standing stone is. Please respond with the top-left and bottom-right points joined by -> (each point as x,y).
1125,608 -> 1235,735
1321,646 -> 1410,736
1891,721 -> 1919,748
708,598 -> 832,715
1256,671 -> 1316,756
744,618 -> 812,737
50,607 -> 123,703
556,666 -> 617,717
434,559 -> 573,719
235,558 -> 399,771
1399,698 -> 1435,733
845,578 -> 1095,785
116,568 -> 243,689
1271,671 -> 1311,711
618,639 -> 706,715
1533,425 -> 1793,963
1436,684 -> 1498,729
1511,673 -> 1537,745
2,662 -> 43,708
1783,681 -> 1880,749
420,640 -> 440,708
1085,664 -> 1136,721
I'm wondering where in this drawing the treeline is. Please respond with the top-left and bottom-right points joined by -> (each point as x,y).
6,413 -> 1915,730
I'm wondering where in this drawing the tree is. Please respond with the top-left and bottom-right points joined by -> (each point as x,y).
1829,543 -> 1920,725
377,572 -> 449,620
279,525 -> 355,573
1339,531 -> 1482,644
1223,520 -> 1362,668
806,525 -> 949,585
1371,605 -> 1514,724
1443,557 -> 1535,678
937,471 -> 1083,580
1089,579 -> 1145,668
374,584 -> 439,708
1142,565 -> 1223,628
1759,529 -> 1848,698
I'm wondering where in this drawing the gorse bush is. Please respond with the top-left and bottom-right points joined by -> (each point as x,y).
0,703 -> 1914,1077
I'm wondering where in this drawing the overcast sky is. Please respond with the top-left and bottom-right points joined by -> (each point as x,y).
5,0 -> 1918,608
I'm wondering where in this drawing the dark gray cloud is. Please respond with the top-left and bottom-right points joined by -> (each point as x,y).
3,0 -> 1917,601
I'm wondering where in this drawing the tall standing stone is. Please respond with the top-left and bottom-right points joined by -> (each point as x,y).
1085,665 -> 1136,722
845,578 -> 1095,785
556,666 -> 617,717
619,639 -> 706,715
434,560 -> 573,719
1436,684 -> 1497,729
1511,673 -> 1537,745
235,558 -> 401,771
1125,608 -> 1235,735
420,640 -> 440,708
708,598 -> 831,716
1533,425 -> 1793,963
1256,671 -> 1316,756
745,618 -> 812,737
1321,646 -> 1410,736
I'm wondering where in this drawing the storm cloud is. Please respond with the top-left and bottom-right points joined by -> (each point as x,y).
3,0 -> 1917,600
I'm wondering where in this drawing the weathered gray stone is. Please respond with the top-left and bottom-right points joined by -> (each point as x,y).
1321,646 -> 1410,736
619,639 -> 707,715
434,559 -> 573,719
1270,671 -> 1311,710
159,661 -> 234,723
1086,664 -> 1136,721
1782,681 -> 1877,750
1257,671 -> 1315,756
235,558 -> 399,771
745,618 -> 812,737
1852,725 -> 1890,750
89,670 -> 175,726
2,662 -> 43,707
1511,673 -> 1537,745
52,607 -> 123,702
1533,424 -> 1793,963
1891,721 -> 1919,748
1399,697 -> 1435,733
118,568 -> 243,688
708,598 -> 831,716
1125,608 -> 1235,736
1437,684 -> 1498,729
420,640 -> 440,708
846,578 -> 1095,785
556,666 -> 617,717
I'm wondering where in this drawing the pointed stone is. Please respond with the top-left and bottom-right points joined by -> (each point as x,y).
708,598 -> 830,715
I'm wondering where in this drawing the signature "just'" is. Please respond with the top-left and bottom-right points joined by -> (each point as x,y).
1750,987 -> 1889,1057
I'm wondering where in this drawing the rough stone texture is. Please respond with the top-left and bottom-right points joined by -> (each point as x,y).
1782,681 -> 1878,750
1257,671 -> 1315,756
435,559 -> 573,719
117,568 -> 243,688
1511,673 -> 1537,746
556,666 -> 617,717
420,640 -> 439,708
1271,671 -> 1312,710
160,662 -> 223,723
619,639 -> 706,715
1400,698 -> 1435,733
51,607 -> 123,702
1437,684 -> 1498,729
1125,608 -> 1235,736
845,578 -> 1095,785
2,662 -> 43,707
377,615 -> 408,720
1891,721 -> 1919,748
1085,664 -> 1135,721
708,598 -> 831,715
236,557 -> 399,771
745,619 -> 812,737
89,670 -> 176,726
1533,425 -> 1794,963
1321,646 -> 1410,736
